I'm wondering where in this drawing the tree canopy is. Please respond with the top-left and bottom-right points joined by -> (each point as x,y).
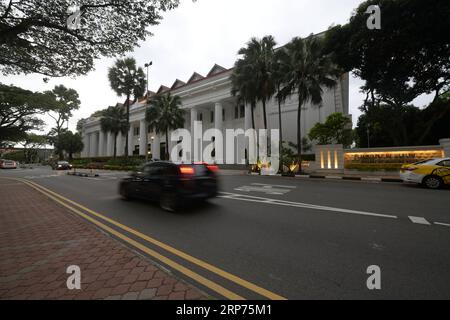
0,83 -> 53,142
309,112 -> 353,148
146,93 -> 184,159
58,131 -> 84,160
0,0 -> 180,77
325,0 -> 450,107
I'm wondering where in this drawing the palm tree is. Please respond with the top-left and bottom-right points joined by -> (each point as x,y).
145,93 -> 184,160
231,57 -> 257,130
108,57 -> 146,157
273,48 -> 291,169
231,36 -> 277,130
100,106 -> 128,158
281,35 -> 341,170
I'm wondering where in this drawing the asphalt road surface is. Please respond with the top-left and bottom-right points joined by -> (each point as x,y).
2,166 -> 450,299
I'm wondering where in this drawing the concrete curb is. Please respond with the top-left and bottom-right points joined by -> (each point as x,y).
247,173 -> 403,183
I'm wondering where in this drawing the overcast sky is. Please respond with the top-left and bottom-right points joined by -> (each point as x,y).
0,0 -> 432,133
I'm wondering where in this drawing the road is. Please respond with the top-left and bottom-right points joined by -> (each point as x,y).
1,166 -> 450,299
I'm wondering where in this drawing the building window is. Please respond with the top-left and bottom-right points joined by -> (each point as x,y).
235,106 -> 239,119
240,105 -> 245,118
198,113 -> 203,122
210,111 -> 214,123
134,145 -> 139,155
222,109 -> 225,121
134,127 -> 139,136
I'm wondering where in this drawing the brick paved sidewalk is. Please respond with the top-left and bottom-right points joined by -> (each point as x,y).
0,179 -> 208,300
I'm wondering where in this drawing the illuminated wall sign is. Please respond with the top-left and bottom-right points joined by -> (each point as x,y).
345,149 -> 444,165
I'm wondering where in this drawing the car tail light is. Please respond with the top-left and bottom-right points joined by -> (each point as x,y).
206,165 -> 219,172
179,166 -> 195,175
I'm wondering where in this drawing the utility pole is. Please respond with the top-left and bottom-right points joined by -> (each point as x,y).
144,61 -> 152,161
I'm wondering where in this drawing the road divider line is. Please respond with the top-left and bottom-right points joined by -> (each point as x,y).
18,178 -> 287,301
251,183 -> 297,189
434,222 -> 450,227
219,192 -> 398,219
408,216 -> 431,225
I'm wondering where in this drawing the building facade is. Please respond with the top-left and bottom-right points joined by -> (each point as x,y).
81,64 -> 350,163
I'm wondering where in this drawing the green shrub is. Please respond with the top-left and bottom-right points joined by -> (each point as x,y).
3,151 -> 26,162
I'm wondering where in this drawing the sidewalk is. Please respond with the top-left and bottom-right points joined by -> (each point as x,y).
0,179 -> 207,300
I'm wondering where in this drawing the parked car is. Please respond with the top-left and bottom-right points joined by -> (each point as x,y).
53,161 -> 73,170
0,159 -> 17,169
400,158 -> 450,189
119,162 -> 219,211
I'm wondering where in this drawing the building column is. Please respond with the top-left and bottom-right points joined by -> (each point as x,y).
128,124 -> 134,156
98,131 -> 105,157
117,133 -> 124,156
90,132 -> 98,157
82,133 -> 90,158
153,135 -> 161,160
214,102 -> 223,133
139,119 -> 148,156
190,108 -> 198,162
106,132 -> 113,157
244,103 -> 252,131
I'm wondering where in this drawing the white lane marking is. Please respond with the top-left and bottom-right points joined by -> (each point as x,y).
408,216 -> 431,225
235,183 -> 296,195
23,174 -> 60,179
219,192 -> 398,219
251,183 -> 297,189
435,222 -> 450,227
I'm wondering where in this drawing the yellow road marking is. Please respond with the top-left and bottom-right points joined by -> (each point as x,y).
16,178 -> 243,300
17,178 -> 287,300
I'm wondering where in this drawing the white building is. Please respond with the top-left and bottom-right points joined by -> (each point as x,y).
80,63 -> 350,164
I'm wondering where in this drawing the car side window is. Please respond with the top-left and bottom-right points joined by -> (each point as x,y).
438,160 -> 450,167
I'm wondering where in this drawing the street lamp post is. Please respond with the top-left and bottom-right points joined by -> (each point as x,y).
144,61 -> 153,99
144,61 -> 152,161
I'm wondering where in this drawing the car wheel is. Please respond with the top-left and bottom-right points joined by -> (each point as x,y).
423,175 -> 443,189
160,192 -> 178,212
119,184 -> 131,200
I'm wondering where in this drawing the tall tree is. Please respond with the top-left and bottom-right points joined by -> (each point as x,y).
45,85 -> 80,160
108,57 -> 146,157
281,36 -> 340,169
231,36 -> 277,130
0,83 -> 50,142
146,93 -> 184,160
325,0 -> 450,119
100,106 -> 128,159
0,0 -> 180,77
273,48 -> 291,168
58,131 -> 84,161
231,57 -> 258,131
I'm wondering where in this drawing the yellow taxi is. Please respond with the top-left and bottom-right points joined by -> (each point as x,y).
400,158 -> 450,189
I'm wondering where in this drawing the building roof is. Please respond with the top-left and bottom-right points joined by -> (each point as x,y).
157,85 -> 170,94
206,64 -> 227,77
171,79 -> 186,90
187,72 -> 205,84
